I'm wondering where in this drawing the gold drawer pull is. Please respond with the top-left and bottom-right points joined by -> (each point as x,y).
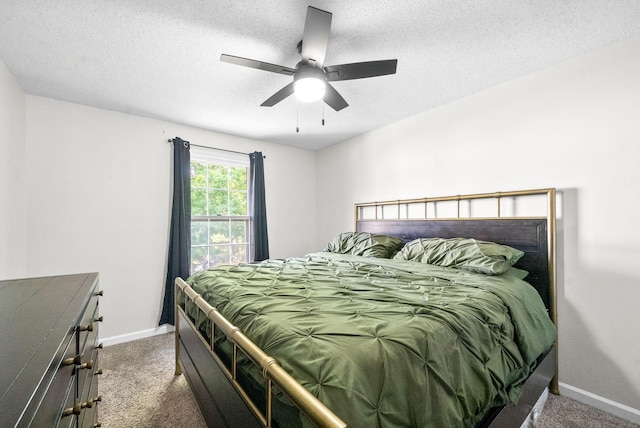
95,290 -> 103,296
61,396 -> 102,418
77,360 -> 93,370
80,316 -> 102,332
61,355 -> 82,367
95,343 -> 104,349
95,369 -> 103,375
61,404 -> 81,417
93,423 -> 102,428
61,401 -> 86,417
86,395 -> 102,408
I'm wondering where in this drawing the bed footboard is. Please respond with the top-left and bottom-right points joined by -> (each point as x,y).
176,308 -> 261,427
174,277 -> 347,428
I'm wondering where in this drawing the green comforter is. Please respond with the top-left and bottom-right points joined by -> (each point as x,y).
186,252 -> 556,428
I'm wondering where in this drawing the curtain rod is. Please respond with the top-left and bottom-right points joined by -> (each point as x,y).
167,138 -> 265,158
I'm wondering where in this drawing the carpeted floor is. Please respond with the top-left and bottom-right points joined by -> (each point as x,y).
99,332 -> 206,427
537,394 -> 639,428
99,333 -> 638,427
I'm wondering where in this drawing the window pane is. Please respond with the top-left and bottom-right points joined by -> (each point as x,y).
230,220 -> 247,243
208,190 -> 228,215
208,164 -> 228,188
230,167 -> 247,190
191,189 -> 207,216
191,221 -> 208,246
210,245 -> 230,266
191,247 -> 208,272
229,191 -> 247,215
191,162 -> 207,188
209,221 -> 230,243
230,244 -> 247,264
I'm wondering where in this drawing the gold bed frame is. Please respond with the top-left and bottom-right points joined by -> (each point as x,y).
174,188 -> 558,427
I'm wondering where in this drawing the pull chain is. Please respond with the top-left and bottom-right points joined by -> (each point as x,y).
296,102 -> 300,133
322,104 -> 325,126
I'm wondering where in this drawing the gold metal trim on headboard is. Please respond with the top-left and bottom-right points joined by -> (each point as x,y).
355,188 -> 554,221
355,188 -> 558,394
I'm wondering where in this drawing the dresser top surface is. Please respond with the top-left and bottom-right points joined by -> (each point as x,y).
0,273 -> 99,425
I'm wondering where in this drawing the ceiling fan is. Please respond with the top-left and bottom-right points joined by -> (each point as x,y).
220,6 -> 398,111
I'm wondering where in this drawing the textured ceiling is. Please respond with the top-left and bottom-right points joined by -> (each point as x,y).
1,1 -> 639,150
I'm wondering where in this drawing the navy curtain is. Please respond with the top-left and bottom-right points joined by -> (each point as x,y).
159,137 -> 191,326
250,152 -> 269,261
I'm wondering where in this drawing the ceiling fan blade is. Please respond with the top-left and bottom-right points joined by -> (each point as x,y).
323,83 -> 348,111
261,82 -> 295,107
325,59 -> 398,81
221,54 -> 296,76
300,6 -> 332,67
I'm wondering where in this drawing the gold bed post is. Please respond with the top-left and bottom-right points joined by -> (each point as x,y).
174,278 -> 182,376
548,188 -> 559,395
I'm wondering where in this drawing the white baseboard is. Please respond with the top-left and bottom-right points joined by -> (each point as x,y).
559,382 -> 640,424
100,325 -> 174,347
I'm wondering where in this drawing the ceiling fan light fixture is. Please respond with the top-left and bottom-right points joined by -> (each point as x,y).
294,77 -> 326,102
293,65 -> 326,102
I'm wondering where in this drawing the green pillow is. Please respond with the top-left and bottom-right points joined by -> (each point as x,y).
393,237 -> 524,275
324,232 -> 404,258
503,267 -> 530,280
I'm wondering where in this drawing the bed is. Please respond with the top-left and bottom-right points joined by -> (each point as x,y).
174,188 -> 558,427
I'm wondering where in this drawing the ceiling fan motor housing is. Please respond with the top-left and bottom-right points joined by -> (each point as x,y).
294,63 -> 327,83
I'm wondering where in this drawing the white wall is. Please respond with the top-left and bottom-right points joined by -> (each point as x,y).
0,60 -> 27,278
24,96 -> 317,340
317,38 -> 640,416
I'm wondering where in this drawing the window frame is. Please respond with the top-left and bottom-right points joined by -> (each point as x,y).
189,146 -> 251,274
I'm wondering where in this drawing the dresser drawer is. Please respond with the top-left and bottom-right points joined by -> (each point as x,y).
28,336 -> 76,428
78,353 -> 101,428
78,289 -> 102,357
78,336 -> 102,403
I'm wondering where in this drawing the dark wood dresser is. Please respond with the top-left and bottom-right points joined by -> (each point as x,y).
0,273 -> 103,427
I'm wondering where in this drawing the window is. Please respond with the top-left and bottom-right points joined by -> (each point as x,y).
190,147 -> 250,273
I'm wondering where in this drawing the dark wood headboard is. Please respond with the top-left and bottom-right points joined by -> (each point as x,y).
354,189 -> 557,323
357,218 -> 551,311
